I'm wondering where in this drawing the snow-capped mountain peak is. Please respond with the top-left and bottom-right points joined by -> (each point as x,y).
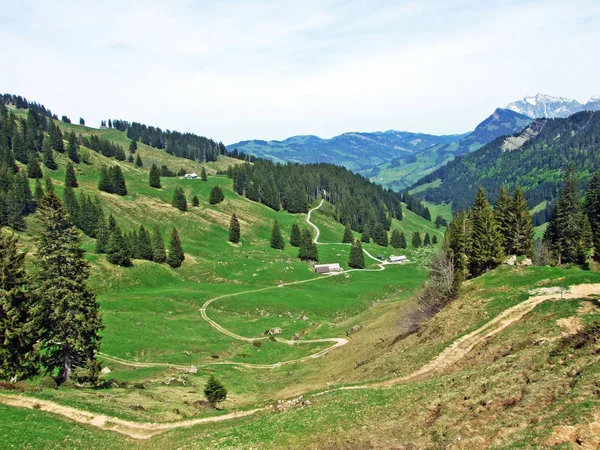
506,94 -> 600,119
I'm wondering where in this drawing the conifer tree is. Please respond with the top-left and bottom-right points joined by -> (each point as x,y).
152,225 -> 167,263
34,178 -> 44,203
298,229 -> 318,261
270,220 -> 284,249
585,170 -> 600,262
172,187 -> 187,211
34,193 -> 103,382
192,195 -> 200,207
412,231 -> 422,248
149,163 -> 161,188
512,186 -> 534,256
27,153 -> 43,179
201,167 -> 207,181
42,135 -> 57,170
372,223 -> 388,247
424,233 -> 431,246
107,214 -> 117,234
204,374 -> 227,407
12,130 -> 28,164
348,239 -> 365,269
63,186 -> 80,226
136,225 -> 153,261
106,225 -> 131,267
290,223 -> 301,247
361,226 -> 371,243
67,132 -> 80,163
342,223 -> 353,243
98,167 -> 112,193
580,214 -> 593,266
111,166 -> 127,196
44,174 -> 54,194
65,162 -> 78,188
95,219 -> 109,254
432,235 -> 438,245
0,231 -> 37,380
129,139 -> 137,154
399,232 -> 407,249
209,186 -> 224,205
444,210 -> 472,285
229,213 -> 240,243
390,229 -> 402,249
494,185 -> 514,254
470,186 -> 504,276
135,153 -> 143,167
167,227 -> 185,268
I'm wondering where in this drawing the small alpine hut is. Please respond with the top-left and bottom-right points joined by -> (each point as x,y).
388,255 -> 408,263
184,173 -> 199,179
314,263 -> 343,274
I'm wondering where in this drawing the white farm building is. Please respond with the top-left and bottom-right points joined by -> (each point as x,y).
184,173 -> 199,179
388,255 -> 408,263
314,263 -> 343,274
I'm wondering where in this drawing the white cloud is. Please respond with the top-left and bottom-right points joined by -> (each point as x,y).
1,0 -> 599,143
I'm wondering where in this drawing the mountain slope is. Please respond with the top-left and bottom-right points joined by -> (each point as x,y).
409,110 -> 600,212
366,108 -> 532,190
228,130 -> 467,173
506,93 -> 600,119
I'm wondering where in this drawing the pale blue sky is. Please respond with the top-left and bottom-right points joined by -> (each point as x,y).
1,0 -> 599,143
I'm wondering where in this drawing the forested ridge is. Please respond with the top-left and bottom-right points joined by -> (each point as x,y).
411,111 -> 600,214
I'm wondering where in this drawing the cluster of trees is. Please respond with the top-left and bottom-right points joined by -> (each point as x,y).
80,135 -> 126,161
209,186 -> 224,204
2,94 -> 56,120
98,166 -> 127,195
230,160 -> 410,234
413,111 -> 600,216
0,192 -> 102,384
444,185 -> 533,282
402,192 -> 432,221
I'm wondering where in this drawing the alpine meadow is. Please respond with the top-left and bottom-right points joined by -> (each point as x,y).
3,2 -> 600,449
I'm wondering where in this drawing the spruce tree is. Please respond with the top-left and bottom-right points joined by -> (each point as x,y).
209,186 -> 224,205
580,214 -> 593,266
44,174 -> 54,194
399,232 -> 407,249
270,220 -> 284,249
342,223 -> 353,243
135,153 -> 143,167
65,162 -> 78,188
129,139 -> 137,154
192,195 -> 200,207
34,178 -> 44,203
106,226 -> 131,267
348,239 -> 365,269
361,226 -> 370,243
290,223 -> 301,247
136,225 -> 153,261
229,213 -> 240,243
98,167 -> 112,193
470,186 -> 504,276
512,186 -> 534,256
390,229 -> 402,249
27,153 -> 43,179
0,231 -> 37,380
111,166 -> 127,196
149,163 -> 161,188
42,135 -> 57,170
424,233 -> 431,246
204,374 -> 227,407
167,227 -> 185,268
298,229 -> 318,261
172,187 -> 187,211
432,235 -> 438,245
152,225 -> 167,263
95,219 -> 109,254
494,185 -> 514,255
34,192 -> 103,382
585,170 -> 600,262
444,210 -> 472,284
372,223 -> 388,247
63,186 -> 80,227
12,130 -> 28,164
201,167 -> 207,181
67,132 -> 80,163
412,231 -> 422,248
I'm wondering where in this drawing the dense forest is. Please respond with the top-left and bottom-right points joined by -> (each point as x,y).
411,111 -> 600,215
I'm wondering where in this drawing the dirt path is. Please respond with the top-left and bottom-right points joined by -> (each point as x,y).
3,283 -> 599,439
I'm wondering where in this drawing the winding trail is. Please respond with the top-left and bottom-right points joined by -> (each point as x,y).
4,200 -> 597,440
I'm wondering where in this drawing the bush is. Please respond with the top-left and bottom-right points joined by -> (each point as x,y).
38,376 -> 58,390
252,340 -> 262,348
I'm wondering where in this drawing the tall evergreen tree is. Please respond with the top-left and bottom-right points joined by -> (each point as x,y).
67,132 -> 80,163
342,223 -> 354,243
149,163 -> 161,188
129,139 -> 137,154
0,231 -> 37,380
201,167 -> 207,181
348,239 -> 365,269
172,187 -> 187,211
136,225 -> 154,261
44,174 -> 54,194
512,186 -> 534,256
34,178 -> 44,203
63,186 -> 80,226
95,219 -> 109,254
152,225 -> 167,263
494,184 -> 514,255
204,374 -> 227,407
580,214 -> 593,266
167,227 -> 185,268
270,220 -> 284,249
390,229 -> 402,249
106,225 -> 131,267
399,232 -> 407,249
444,210 -> 472,284
27,153 -> 43,179
65,162 -> 78,188
111,166 -> 127,196
42,135 -> 57,170
209,186 -> 224,204
424,233 -> 431,246
12,130 -> 28,164
298,229 -> 318,261
469,186 -> 504,276
34,193 -> 103,382
290,223 -> 301,247
585,170 -> 600,263
412,231 -> 422,248
229,213 -> 240,243
360,226 -> 371,243
135,153 -> 143,167
372,223 -> 388,247
192,195 -> 200,207
432,235 -> 438,245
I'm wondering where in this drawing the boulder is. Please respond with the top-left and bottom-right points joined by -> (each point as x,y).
519,258 -> 533,266
273,395 -> 312,412
100,367 -> 111,375
268,327 -> 283,335
504,255 -> 517,266
188,365 -> 198,374
346,324 -> 362,336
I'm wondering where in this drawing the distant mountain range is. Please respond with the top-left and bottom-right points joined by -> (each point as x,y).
228,94 -> 600,191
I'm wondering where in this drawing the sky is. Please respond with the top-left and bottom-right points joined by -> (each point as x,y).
1,0 -> 600,144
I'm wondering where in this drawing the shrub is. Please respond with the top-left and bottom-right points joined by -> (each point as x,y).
38,376 -> 58,390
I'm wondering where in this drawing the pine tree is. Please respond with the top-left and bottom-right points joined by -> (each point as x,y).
192,195 -> 200,207
390,229 -> 402,249
229,213 -> 240,243
0,231 -> 37,380
65,162 -> 78,188
424,233 -> 431,246
34,192 -> 103,382
290,223 -> 301,247
42,135 -> 57,170
209,186 -> 224,204
412,231 -> 422,248
152,226 -> 167,263
361,226 -> 370,243
342,223 -> 353,243
204,374 -> 227,407
34,178 -> 44,203
12,130 -> 28,164
167,227 -> 185,268
270,220 -> 284,249
512,186 -> 534,256
172,187 -> 187,211
201,167 -> 207,181
111,166 -> 127,196
129,139 -> 137,154
470,186 -> 504,276
298,229 -> 318,261
135,153 -> 143,167
44,174 -> 54,194
106,226 -> 132,267
67,132 -> 80,163
348,239 -> 365,269
136,225 -> 154,261
95,219 -> 109,254
63,186 -> 80,227
444,210 -> 472,284
399,232 -> 407,249
372,223 -> 388,247
580,214 -> 593,266
585,170 -> 600,262
98,167 -> 112,193
27,153 -> 43,179
149,163 -> 161,188
494,185 -> 514,255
